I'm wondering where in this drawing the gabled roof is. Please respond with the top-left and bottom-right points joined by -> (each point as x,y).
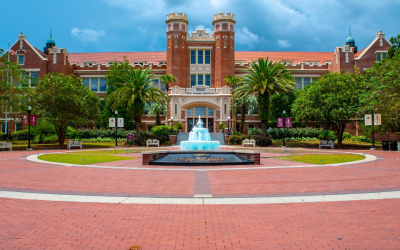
69,51 -> 334,65
355,33 -> 392,60
354,48 -> 366,57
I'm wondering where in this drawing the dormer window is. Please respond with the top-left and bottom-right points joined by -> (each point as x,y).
158,61 -> 167,66
83,62 -> 94,67
133,61 -> 145,66
18,55 -> 25,65
376,52 -> 387,61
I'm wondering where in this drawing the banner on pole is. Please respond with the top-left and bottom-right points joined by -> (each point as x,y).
22,114 -> 29,125
117,118 -> 124,128
374,114 -> 381,126
30,115 -> 37,126
109,118 -> 115,128
277,118 -> 283,128
365,114 -> 372,125
285,117 -> 292,128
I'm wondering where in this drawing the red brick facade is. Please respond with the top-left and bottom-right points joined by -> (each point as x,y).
2,14 -> 392,138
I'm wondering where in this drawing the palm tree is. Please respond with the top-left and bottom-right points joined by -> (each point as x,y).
234,58 -> 296,136
147,102 -> 167,126
224,75 -> 242,133
160,74 -> 177,122
234,95 -> 258,134
107,68 -> 168,137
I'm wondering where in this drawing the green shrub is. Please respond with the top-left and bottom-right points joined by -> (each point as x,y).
252,135 -> 272,146
176,122 -> 183,129
72,128 -> 136,139
127,140 -> 134,145
266,128 -> 322,139
217,123 -> 226,131
318,130 -> 337,141
355,135 -> 372,143
233,131 -> 241,136
248,127 -> 262,135
228,135 -> 251,145
151,125 -> 176,136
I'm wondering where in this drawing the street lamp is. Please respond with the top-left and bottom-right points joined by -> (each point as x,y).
283,110 -> 286,147
171,117 -> 174,134
27,106 -> 32,151
115,111 -> 118,147
227,117 -> 231,135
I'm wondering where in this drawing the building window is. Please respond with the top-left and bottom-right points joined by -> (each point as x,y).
175,103 -> 178,115
175,36 -> 178,48
230,37 -> 233,49
197,75 -> 203,85
208,108 -> 213,116
1,123 -> 8,133
188,108 -> 193,116
160,82 -> 166,91
18,55 -> 25,65
190,75 -> 196,87
205,75 -> 211,87
99,78 -> 107,92
205,50 -> 210,64
294,77 -> 315,90
223,37 -> 227,48
224,104 -> 227,115
15,123 -> 23,131
182,37 -> 185,48
151,79 -> 160,88
376,52 -> 387,61
190,50 -> 196,64
249,124 -> 255,129
168,37 -> 171,49
147,125 -> 153,131
217,38 -> 220,49
195,106 -> 207,116
91,78 -> 98,92
82,78 -> 107,93
83,78 -> 90,88
197,50 -> 204,64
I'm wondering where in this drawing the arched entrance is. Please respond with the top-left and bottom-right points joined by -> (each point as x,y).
186,106 -> 215,132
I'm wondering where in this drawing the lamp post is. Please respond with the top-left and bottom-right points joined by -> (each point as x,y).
371,109 -> 375,150
283,110 -> 286,147
27,106 -> 32,151
171,117 -> 174,134
115,111 -> 118,147
227,117 -> 231,135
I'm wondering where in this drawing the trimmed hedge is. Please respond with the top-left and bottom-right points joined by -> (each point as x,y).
250,128 -> 322,140
71,128 -> 136,139
228,135 -> 272,146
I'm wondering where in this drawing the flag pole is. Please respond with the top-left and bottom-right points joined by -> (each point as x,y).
5,41 -> 10,135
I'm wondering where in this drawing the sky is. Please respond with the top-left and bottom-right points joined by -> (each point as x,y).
1,0 -> 399,53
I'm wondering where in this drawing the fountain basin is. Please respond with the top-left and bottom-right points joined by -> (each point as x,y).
180,141 -> 220,150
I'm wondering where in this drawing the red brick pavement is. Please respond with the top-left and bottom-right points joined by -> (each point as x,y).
0,198 -> 399,249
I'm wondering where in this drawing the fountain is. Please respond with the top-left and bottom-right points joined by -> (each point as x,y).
180,116 -> 220,150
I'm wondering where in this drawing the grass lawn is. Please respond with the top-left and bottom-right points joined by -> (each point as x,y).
274,154 -> 365,165
69,149 -> 152,154
38,154 -> 138,165
272,140 -> 381,149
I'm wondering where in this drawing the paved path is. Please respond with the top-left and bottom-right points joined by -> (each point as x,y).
0,149 -> 399,249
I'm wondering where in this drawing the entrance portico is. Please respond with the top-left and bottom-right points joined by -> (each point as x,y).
169,85 -> 232,132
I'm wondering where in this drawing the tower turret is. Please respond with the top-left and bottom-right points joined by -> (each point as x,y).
44,28 -> 56,54
212,12 -> 236,87
165,12 -> 189,88
346,27 -> 357,53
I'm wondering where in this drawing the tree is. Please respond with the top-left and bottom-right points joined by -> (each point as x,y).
388,34 -> 400,59
268,93 -> 297,127
107,66 -> 168,137
360,49 -> 400,132
234,94 -> 257,134
32,73 -> 101,145
0,52 -> 31,119
148,102 -> 167,126
160,74 -> 176,121
30,118 -> 56,143
292,70 -> 365,146
233,58 -> 296,136
224,75 -> 242,133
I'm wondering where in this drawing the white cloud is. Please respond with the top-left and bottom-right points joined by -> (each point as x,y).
187,25 -> 214,35
235,27 -> 262,48
71,28 -> 105,43
277,39 -> 292,48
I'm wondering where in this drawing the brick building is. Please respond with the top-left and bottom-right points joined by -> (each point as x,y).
2,12 -> 393,135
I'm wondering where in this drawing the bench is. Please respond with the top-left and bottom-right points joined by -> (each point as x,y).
0,141 -> 12,151
67,140 -> 82,149
319,140 -> 335,149
242,139 -> 256,147
146,139 -> 160,147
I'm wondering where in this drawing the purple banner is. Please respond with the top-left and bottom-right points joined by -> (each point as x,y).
22,114 -> 29,125
285,117 -> 292,128
277,118 -> 283,128
30,115 -> 37,126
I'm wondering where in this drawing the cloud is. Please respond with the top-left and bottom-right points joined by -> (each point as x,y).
187,25 -> 214,35
235,27 -> 262,48
277,39 -> 292,48
71,28 -> 105,43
